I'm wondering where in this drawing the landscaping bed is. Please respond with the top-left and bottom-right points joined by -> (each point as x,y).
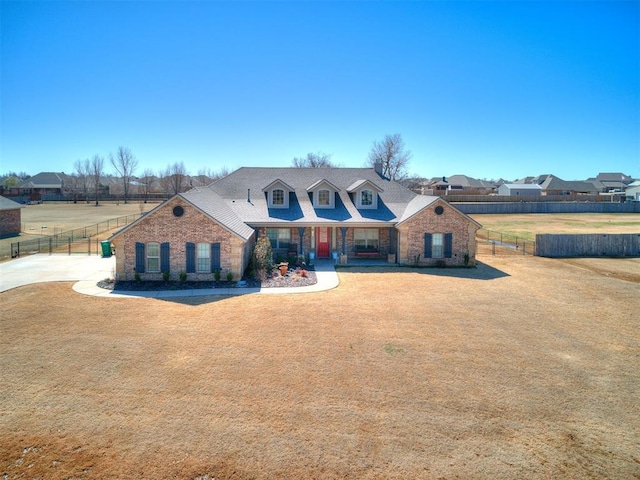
97,265 -> 317,291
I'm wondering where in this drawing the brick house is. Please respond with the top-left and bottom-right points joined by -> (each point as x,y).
0,196 -> 23,238
109,166 -> 481,281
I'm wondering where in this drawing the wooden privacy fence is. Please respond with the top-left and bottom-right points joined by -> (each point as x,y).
535,234 -> 640,257
456,202 -> 640,214
446,194 -> 610,203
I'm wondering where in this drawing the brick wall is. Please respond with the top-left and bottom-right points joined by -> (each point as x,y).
112,197 -> 252,281
396,200 -> 480,266
0,209 -> 21,238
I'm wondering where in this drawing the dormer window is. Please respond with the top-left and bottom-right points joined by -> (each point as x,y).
263,179 -> 294,208
307,179 -> 339,209
361,189 -> 373,206
318,189 -> 331,206
348,180 -> 382,209
272,189 -> 284,206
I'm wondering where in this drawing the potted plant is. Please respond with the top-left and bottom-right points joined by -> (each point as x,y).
278,262 -> 289,276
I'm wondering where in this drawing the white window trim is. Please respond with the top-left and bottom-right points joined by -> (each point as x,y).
147,242 -> 160,273
269,188 -> 289,208
314,188 -> 334,209
196,243 -> 210,273
432,233 -> 444,259
357,188 -> 377,209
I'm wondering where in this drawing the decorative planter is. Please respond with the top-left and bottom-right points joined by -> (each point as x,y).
278,262 -> 289,276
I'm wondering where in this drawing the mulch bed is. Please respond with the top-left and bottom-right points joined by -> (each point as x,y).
98,266 -> 317,291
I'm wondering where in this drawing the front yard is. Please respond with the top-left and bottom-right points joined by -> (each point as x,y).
1,255 -> 639,479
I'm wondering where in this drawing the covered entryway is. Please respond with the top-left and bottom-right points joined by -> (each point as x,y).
316,227 -> 331,258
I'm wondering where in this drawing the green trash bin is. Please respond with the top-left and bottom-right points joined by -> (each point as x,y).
101,241 -> 112,257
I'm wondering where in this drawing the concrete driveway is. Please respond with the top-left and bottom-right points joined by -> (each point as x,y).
0,254 -> 115,293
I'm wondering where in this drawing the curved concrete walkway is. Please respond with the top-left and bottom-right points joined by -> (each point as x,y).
0,254 -> 339,298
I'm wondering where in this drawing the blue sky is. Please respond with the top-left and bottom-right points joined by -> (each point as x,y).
1,1 -> 638,181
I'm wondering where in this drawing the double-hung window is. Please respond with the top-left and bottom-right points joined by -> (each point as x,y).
432,233 -> 444,258
146,242 -> 160,272
266,228 -> 290,249
424,233 -> 453,259
196,243 -> 210,273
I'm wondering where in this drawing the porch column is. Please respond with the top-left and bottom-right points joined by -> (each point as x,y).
340,227 -> 348,254
297,227 -> 305,255
388,227 -> 395,254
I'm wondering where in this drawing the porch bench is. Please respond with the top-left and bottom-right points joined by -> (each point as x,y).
354,247 -> 381,258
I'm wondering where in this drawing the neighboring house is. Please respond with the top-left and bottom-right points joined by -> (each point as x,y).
625,182 -> 640,201
441,175 -> 495,193
424,175 -> 495,195
497,184 -> 543,196
536,175 -> 599,195
109,165 -> 482,281
0,196 -> 23,238
11,172 -> 72,201
590,172 -> 633,192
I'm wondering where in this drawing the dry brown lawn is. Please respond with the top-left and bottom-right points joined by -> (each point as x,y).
471,213 -> 640,243
18,202 -> 159,234
1,255 -> 639,479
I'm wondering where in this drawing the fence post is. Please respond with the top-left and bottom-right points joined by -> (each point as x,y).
88,237 -> 91,255
68,239 -> 71,255
96,238 -> 99,256
49,237 -> 52,255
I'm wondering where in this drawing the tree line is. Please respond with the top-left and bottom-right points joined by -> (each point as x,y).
2,134 -> 415,202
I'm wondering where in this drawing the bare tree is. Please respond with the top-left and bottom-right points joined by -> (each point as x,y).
162,162 -> 189,195
110,146 -> 138,204
367,134 -> 412,181
198,166 -> 231,182
140,168 -> 155,203
292,152 -> 335,168
90,154 -> 104,205
73,158 -> 91,203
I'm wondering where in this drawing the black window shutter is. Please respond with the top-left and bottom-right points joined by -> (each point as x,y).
186,242 -> 195,273
444,233 -> 453,258
424,233 -> 432,258
211,242 -> 221,272
135,242 -> 145,273
160,242 -> 170,272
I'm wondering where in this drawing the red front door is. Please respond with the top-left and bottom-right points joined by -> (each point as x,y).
316,227 -> 330,258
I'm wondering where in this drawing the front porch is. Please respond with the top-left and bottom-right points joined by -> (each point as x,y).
309,255 -> 396,268
264,225 -> 397,263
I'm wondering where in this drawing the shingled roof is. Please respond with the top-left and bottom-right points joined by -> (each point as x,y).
0,195 -> 24,211
201,167 -> 421,226
16,172 -> 70,189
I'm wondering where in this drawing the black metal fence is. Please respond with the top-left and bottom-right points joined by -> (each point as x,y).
5,213 -> 142,260
476,229 -> 536,256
